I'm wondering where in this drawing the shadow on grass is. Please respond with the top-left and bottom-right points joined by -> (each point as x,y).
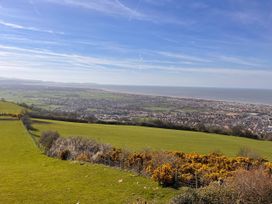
32,119 -> 53,125
0,117 -> 18,121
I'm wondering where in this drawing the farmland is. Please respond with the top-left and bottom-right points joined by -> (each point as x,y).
33,119 -> 272,161
0,104 -> 179,203
0,100 -> 272,203
0,101 -> 23,114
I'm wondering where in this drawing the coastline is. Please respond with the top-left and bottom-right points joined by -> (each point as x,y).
99,86 -> 272,107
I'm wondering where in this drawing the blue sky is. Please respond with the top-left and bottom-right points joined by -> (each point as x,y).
0,0 -> 271,88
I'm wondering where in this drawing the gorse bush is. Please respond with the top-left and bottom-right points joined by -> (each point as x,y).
151,163 -> 178,187
264,161 -> 272,174
171,168 -> 272,204
39,133 -> 272,189
147,152 -> 269,188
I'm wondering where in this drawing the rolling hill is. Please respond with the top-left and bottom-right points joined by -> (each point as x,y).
1,101 -> 271,203
0,102 -> 179,203
33,119 -> 272,160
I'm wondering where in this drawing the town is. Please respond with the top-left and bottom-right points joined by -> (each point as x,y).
1,82 -> 271,140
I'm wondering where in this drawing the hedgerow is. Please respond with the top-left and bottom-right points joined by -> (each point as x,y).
39,132 -> 272,188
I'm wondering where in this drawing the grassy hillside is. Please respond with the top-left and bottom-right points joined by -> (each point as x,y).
33,119 -> 272,160
0,101 -> 23,114
0,120 -> 180,203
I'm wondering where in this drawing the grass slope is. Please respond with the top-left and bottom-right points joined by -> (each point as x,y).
0,101 -> 23,114
0,120 -> 179,203
34,119 -> 272,160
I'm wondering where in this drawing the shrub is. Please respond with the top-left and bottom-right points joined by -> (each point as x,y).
21,114 -> 35,131
172,168 -> 272,204
152,163 -> 178,187
226,168 -> 272,204
264,162 -> 272,174
45,136 -> 112,164
170,188 -> 198,204
171,168 -> 272,204
40,134 -> 271,189
196,183 -> 236,204
39,131 -> 60,151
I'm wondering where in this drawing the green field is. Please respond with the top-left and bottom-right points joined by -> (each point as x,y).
33,119 -> 272,160
1,101 -> 272,203
0,101 -> 23,114
0,121 -> 179,203
0,108 -> 179,203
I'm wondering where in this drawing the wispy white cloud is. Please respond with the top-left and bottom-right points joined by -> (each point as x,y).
157,51 -> 212,63
0,34 -> 62,45
0,34 -> 131,51
44,0 -> 144,18
6,34 -> 264,68
75,40 -> 131,53
0,19 -> 64,34
43,0 -> 191,25
0,44 -> 271,76
156,50 -> 267,68
0,50 -> 10,57
218,55 -> 264,67
1,43 -> 272,88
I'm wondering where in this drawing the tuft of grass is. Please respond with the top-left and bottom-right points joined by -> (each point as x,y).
0,120 -> 180,203
33,119 -> 272,161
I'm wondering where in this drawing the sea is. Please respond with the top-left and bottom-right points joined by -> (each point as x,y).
100,85 -> 272,106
